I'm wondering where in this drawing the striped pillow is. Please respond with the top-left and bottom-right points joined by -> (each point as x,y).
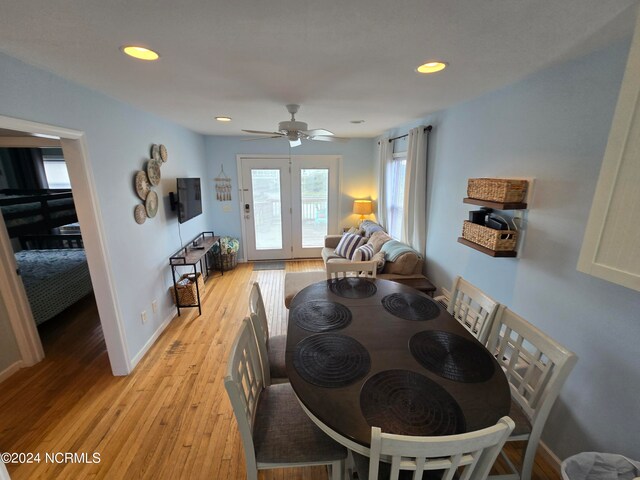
353,243 -> 375,261
335,233 -> 366,260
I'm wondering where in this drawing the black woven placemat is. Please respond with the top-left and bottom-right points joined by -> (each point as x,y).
291,300 -> 352,332
409,330 -> 495,383
381,293 -> 440,321
328,277 -> 377,299
360,369 -> 466,436
293,334 -> 371,388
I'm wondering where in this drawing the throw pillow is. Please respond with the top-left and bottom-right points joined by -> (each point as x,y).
334,233 -> 366,260
372,251 -> 386,274
368,231 -> 393,253
353,243 -> 375,261
360,220 -> 386,238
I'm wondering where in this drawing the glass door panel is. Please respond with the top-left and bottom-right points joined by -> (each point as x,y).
251,169 -> 283,250
291,156 -> 339,258
240,157 -> 292,261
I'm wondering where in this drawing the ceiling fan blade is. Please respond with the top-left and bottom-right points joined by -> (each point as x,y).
310,135 -> 348,142
289,138 -> 302,147
242,136 -> 283,141
242,129 -> 285,136
304,128 -> 334,137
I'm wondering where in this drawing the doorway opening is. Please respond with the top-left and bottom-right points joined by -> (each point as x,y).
0,143 -> 101,367
0,116 -> 130,377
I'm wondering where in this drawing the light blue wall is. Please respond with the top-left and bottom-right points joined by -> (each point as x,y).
0,52 -> 210,366
386,39 -> 640,459
204,136 -> 376,258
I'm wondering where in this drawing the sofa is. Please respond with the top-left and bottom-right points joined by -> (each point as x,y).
284,223 -> 429,308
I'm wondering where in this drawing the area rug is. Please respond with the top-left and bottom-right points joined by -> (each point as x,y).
253,261 -> 285,271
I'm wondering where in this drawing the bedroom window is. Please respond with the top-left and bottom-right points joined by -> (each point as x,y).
385,152 -> 406,240
42,150 -> 71,189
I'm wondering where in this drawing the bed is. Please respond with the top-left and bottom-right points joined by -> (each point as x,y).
15,234 -> 92,325
0,189 -> 78,238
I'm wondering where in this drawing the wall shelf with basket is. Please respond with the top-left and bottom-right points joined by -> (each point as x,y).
458,178 -> 533,258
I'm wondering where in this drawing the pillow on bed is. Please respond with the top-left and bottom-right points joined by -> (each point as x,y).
334,233 -> 366,260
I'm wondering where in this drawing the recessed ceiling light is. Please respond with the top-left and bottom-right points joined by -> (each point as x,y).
350,120 -> 365,124
215,116 -> 232,122
121,46 -> 160,61
416,61 -> 447,74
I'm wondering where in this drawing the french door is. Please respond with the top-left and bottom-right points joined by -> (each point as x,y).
239,155 -> 340,260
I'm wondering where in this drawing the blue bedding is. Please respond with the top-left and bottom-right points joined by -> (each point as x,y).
15,249 -> 93,325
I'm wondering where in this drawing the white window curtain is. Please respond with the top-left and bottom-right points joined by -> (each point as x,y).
386,154 -> 406,240
401,126 -> 428,255
376,137 -> 392,228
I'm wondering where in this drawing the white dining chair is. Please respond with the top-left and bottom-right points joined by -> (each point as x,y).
486,306 -> 578,480
224,318 -> 347,480
436,276 -> 500,345
352,417 -> 515,480
326,260 -> 377,280
249,282 -> 288,384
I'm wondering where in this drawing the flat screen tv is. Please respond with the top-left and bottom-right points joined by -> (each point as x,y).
176,178 -> 202,224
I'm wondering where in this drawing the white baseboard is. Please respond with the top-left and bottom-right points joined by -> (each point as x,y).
539,440 -> 562,474
129,311 -> 175,369
0,360 -> 23,383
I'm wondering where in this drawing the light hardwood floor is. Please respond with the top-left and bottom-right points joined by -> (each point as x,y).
0,261 -> 561,480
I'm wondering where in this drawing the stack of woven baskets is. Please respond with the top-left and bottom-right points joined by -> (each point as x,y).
463,178 -> 527,251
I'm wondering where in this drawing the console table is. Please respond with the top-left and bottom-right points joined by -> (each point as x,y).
169,232 -> 222,316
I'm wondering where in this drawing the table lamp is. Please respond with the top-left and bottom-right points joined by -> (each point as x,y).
353,200 -> 372,223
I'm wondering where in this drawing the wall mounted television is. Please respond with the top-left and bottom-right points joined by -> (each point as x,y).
176,178 -> 202,224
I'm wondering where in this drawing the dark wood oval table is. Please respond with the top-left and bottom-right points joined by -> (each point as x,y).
286,278 -> 511,455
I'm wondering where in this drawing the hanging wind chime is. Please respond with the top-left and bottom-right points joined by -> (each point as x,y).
214,164 -> 232,201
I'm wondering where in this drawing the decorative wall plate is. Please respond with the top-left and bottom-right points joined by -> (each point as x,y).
134,170 -> 150,200
145,190 -> 159,218
150,144 -> 160,161
159,144 -> 168,162
147,159 -> 162,186
134,204 -> 146,224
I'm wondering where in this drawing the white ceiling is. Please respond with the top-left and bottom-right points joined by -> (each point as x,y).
0,0 -> 636,137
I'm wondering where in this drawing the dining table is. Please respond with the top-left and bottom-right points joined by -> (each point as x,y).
286,277 -> 511,455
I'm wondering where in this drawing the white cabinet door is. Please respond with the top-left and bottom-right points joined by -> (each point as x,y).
577,8 -> 640,292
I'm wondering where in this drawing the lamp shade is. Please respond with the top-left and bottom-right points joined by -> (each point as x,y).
353,200 -> 373,216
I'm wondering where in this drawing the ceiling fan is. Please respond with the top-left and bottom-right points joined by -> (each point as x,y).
242,104 -> 346,147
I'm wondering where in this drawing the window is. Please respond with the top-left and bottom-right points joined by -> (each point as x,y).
42,149 -> 71,189
385,152 -> 406,240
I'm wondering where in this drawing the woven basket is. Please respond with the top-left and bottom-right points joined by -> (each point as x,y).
170,272 -> 205,306
212,252 -> 237,271
467,178 -> 528,203
462,221 -> 517,251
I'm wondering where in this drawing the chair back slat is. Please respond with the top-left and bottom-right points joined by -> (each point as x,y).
367,417 -> 514,480
488,306 -> 578,424
248,283 -> 272,385
447,276 -> 500,344
224,318 -> 265,476
326,260 -> 377,279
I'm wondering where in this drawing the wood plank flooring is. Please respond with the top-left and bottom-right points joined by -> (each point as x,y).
0,261 -> 560,480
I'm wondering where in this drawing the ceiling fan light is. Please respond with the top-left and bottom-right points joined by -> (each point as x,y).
121,45 -> 160,61
416,61 -> 447,74
215,116 -> 232,122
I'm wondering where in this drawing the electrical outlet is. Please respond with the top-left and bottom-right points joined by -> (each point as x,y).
141,310 -> 147,324
152,299 -> 158,313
